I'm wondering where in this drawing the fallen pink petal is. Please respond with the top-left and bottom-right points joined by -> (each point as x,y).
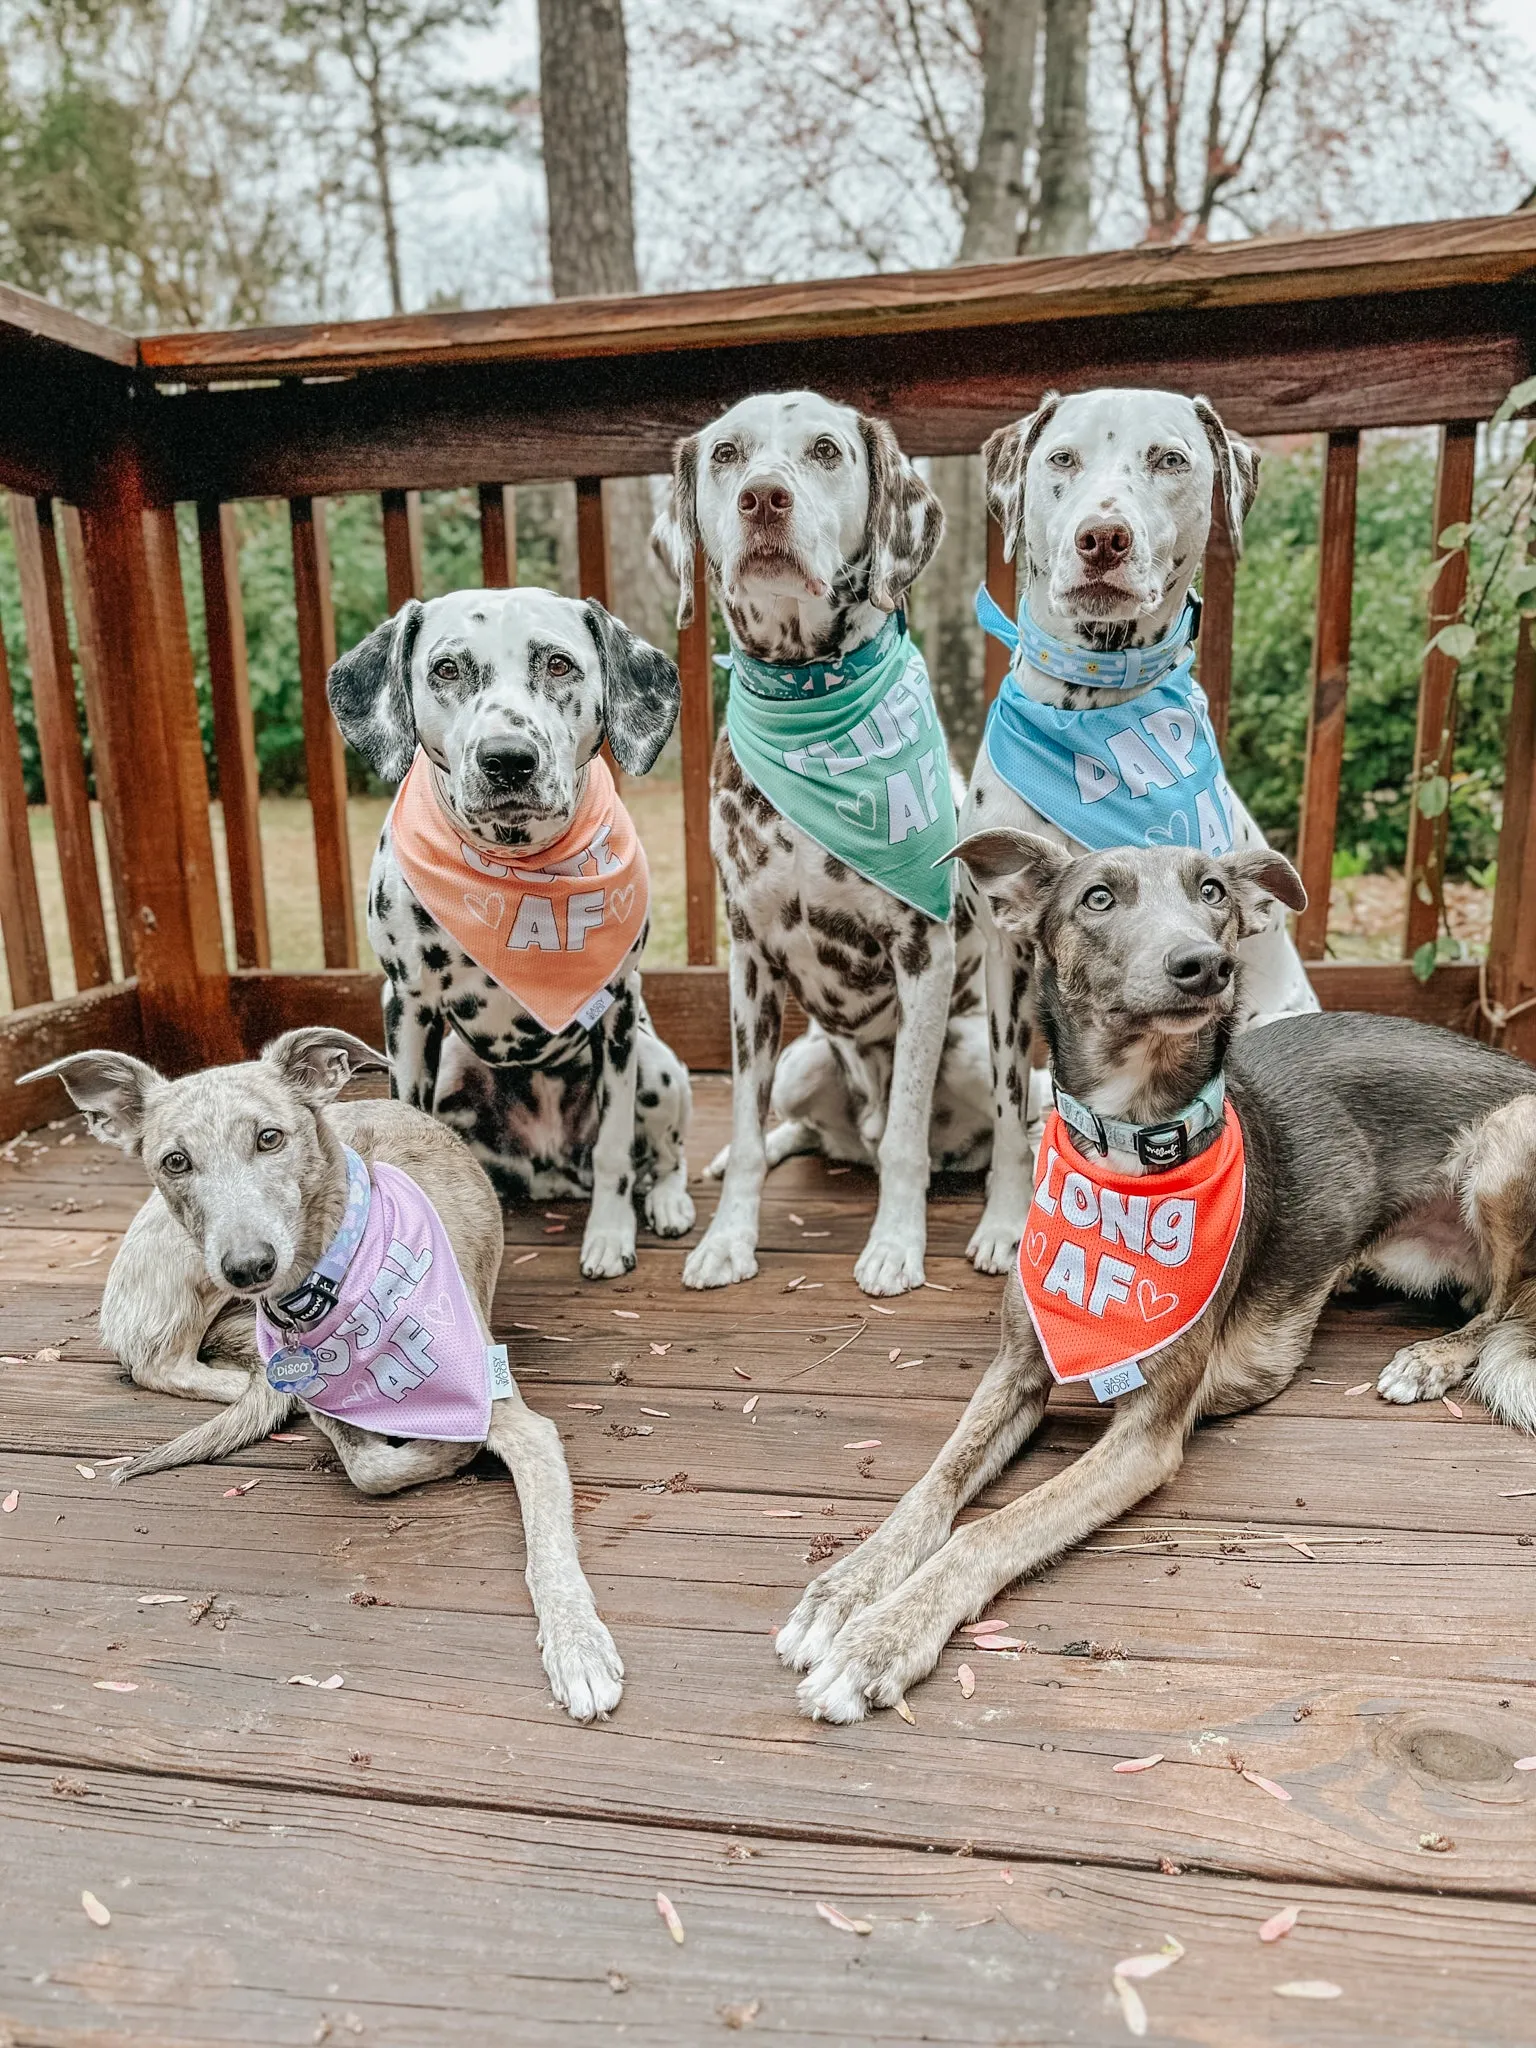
815,1900 -> 872,1935
957,1663 -> 975,1698
1242,1770 -> 1293,1802
1259,1905 -> 1301,1942
1112,1754 -> 1165,1774
656,1891 -> 685,1943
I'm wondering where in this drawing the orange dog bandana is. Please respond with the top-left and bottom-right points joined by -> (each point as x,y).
1019,1106 -> 1246,1402
390,752 -> 649,1034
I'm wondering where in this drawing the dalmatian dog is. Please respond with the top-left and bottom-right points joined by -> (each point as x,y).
961,388 -> 1318,1277
653,391 -> 993,1298
327,587 -> 695,1279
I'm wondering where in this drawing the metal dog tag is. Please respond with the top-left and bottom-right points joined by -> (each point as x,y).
265,1344 -> 326,1397
1088,1361 -> 1146,1404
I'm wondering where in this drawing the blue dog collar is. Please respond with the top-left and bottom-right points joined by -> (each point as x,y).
975,586 -> 1201,693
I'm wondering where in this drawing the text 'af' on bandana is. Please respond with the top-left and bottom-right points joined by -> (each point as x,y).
976,589 -> 1237,857
257,1150 -> 512,1442
390,751 -> 648,1034
1018,1107 -> 1246,1403
724,613 -> 957,922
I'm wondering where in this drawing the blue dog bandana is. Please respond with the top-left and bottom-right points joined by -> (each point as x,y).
976,589 -> 1235,856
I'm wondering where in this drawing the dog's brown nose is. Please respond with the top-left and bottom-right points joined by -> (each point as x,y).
1075,519 -> 1133,572
738,483 -> 793,519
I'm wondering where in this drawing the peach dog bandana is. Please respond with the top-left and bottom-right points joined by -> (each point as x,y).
390,752 -> 649,1034
1019,1106 -> 1246,1402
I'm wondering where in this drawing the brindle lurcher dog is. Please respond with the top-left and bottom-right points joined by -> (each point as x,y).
780,832 -> 1536,1722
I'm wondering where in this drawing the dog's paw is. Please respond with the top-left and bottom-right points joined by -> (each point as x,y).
854,1231 -> 924,1297
796,1599 -> 944,1723
580,1219 -> 637,1279
1377,1341 -> 1470,1405
645,1174 -> 696,1239
683,1229 -> 759,1290
777,1540 -> 907,1672
967,1211 -> 1020,1276
541,1609 -> 624,1722
704,1142 -> 730,1180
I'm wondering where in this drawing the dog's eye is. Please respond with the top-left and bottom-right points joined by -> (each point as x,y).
810,435 -> 841,464
711,440 -> 740,465
546,653 -> 574,677
1081,885 -> 1115,912
1156,449 -> 1190,471
1200,878 -> 1227,905
256,1127 -> 286,1153
1047,449 -> 1077,470
432,658 -> 460,683
161,1149 -> 191,1176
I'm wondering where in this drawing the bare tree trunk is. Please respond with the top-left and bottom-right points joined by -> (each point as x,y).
537,0 -> 672,648
918,0 -> 1041,771
1035,0 -> 1094,254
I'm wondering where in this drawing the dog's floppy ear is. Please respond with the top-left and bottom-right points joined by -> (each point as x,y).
1192,396 -> 1260,554
1220,848 -> 1306,936
18,1049 -> 163,1152
583,600 -> 682,776
982,391 -> 1062,566
652,434 -> 703,630
263,1027 -> 389,1109
949,828 -> 1071,937
326,600 -> 424,783
858,414 -> 944,610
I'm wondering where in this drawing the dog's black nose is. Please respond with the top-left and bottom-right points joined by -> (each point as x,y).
1075,519 -> 1133,571
222,1244 -> 277,1289
478,736 -> 540,794
738,482 -> 793,519
1163,943 -> 1235,997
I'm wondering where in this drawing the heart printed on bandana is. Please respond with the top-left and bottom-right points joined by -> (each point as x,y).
420,1290 -> 456,1328
462,889 -> 505,927
1025,1229 -> 1049,1268
834,789 -> 879,834
1143,812 -> 1193,848
1137,1277 -> 1180,1322
609,882 -> 636,923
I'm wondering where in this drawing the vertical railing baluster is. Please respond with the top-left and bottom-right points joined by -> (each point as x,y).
678,544 -> 716,964
199,500 -> 270,969
1295,430 -> 1361,961
60,503 -> 134,976
576,476 -> 620,782
1403,420 -> 1478,959
983,512 -> 1017,714
382,488 -> 425,610
1485,530 -> 1536,1060
9,495 -> 112,991
0,607 -> 52,1008
291,497 -> 357,970
479,484 -> 517,587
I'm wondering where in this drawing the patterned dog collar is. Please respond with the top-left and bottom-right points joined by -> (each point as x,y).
1053,1071 -> 1227,1171
975,586 -> 1201,692
265,1144 -> 372,1330
722,610 -> 907,700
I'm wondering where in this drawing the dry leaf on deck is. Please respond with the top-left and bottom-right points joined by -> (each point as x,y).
1344,1382 -> 1372,1396
1259,1905 -> 1300,1942
1273,1981 -> 1342,1999
318,1674 -> 344,1689
640,1407 -> 670,1418
286,1674 -> 319,1687
888,1348 -> 901,1362
731,1366 -> 752,1380
650,1343 -> 671,1356
962,1619 -> 1010,1636
1242,1771 -> 1292,1802
743,1395 -> 759,1415
81,1890 -> 111,1927
656,1891 -> 685,1943
1442,1397 -> 1463,1417
844,1439 -> 881,1450
36,1347 -> 60,1362
93,1680 -> 137,1692
1114,1941 -> 1183,1981
75,1465 -> 96,1479
511,1251 -> 538,1266
788,1212 -> 804,1225
222,1478 -> 260,1498
1513,1756 -> 1536,1770
957,1664 -> 975,1698
762,1509 -> 802,1518
974,1636 -> 1025,1651
613,1310 -> 640,1320
893,1697 -> 914,1724
568,1403 -> 603,1413
1281,1538 -> 1315,1559
1113,1754 -> 1164,1774
1111,1974 -> 1148,2036
815,1900 -> 872,1935
137,1594 -> 185,1606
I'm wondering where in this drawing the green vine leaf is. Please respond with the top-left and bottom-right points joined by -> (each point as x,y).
1411,940 -> 1439,983
1491,375 -> 1536,427
1416,774 -> 1450,818
1509,564 -> 1536,599
1437,521 -> 1473,551
1428,623 -> 1477,661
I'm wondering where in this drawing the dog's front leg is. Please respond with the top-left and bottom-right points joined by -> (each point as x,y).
854,918 -> 955,1296
683,937 -> 783,1290
486,1393 -> 624,1721
798,1374 -> 1197,1722
779,1278 -> 1051,1672
969,927 -> 1035,1274
580,970 -> 642,1279
383,977 -> 444,1112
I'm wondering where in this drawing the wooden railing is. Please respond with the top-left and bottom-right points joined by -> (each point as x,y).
2,214 -> 1534,1141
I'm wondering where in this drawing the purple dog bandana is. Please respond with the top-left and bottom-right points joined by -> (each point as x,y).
257,1150 -> 501,1442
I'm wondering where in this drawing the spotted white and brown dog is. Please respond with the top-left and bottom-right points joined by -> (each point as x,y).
327,587 -> 694,1280
960,388 -> 1318,1276
653,390 -> 993,1298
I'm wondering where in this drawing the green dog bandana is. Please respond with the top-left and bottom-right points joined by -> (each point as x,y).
724,615 -> 956,922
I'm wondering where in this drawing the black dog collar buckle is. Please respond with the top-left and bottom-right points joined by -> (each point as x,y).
270,1271 -> 341,1331
1136,1121 -> 1190,1171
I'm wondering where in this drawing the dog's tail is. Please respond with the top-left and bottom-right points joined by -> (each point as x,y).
1470,1296 -> 1536,1436
112,1376 -> 296,1484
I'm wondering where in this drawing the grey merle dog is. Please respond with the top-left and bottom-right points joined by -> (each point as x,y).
781,831 -> 1536,1721
327,587 -> 695,1280
652,390 -> 993,1298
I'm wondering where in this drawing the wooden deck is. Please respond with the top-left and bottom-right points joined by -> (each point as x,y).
2,1076 -> 1535,2044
